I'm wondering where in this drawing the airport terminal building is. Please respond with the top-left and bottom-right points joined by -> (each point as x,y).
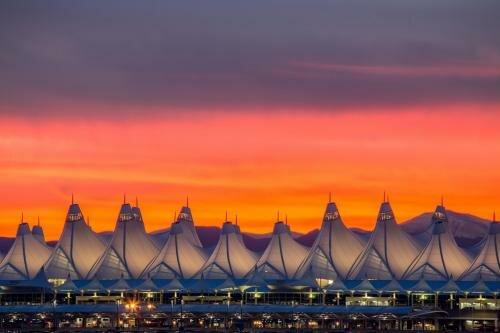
0,199 -> 498,331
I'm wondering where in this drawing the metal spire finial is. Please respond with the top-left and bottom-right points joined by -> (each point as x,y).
493,211 -> 496,223
174,211 -> 177,222
123,194 -> 126,204
225,210 -> 228,222
37,216 -> 40,226
186,196 -> 189,208
71,193 -> 74,205
285,214 -> 288,225
277,210 -> 280,222
21,212 -> 24,223
329,192 -> 332,203
235,214 -> 238,225
383,191 -> 386,203
136,197 -> 139,207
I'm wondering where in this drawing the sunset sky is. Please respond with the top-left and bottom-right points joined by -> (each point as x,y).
1,1 -> 499,240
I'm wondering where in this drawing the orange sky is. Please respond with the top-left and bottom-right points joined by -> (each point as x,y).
1,105 -> 499,240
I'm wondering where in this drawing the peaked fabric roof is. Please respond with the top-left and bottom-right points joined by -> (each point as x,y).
176,205 -> 202,248
382,279 -> 405,293
326,278 -> 348,292
141,221 -> 207,279
295,201 -> 364,280
244,266 -> 269,289
135,276 -> 158,291
198,221 -> 257,279
403,205 -> 471,281
32,224 -> 46,245
89,203 -> 159,279
353,277 -> 377,293
347,201 -> 420,280
82,277 -> 106,292
0,222 -> 52,280
460,218 -> 500,281
409,278 -> 433,293
56,277 -> 80,293
438,279 -> 461,294
467,278 -> 491,294
159,277 -> 184,291
108,277 -> 132,291
254,221 -> 308,280
216,277 -> 239,291
45,203 -> 107,280
132,205 -> 143,223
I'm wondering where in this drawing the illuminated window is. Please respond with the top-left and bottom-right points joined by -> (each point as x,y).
325,211 -> 339,221
119,213 -> 133,222
380,212 -> 393,221
68,212 -> 83,221
434,212 -> 446,220
178,212 -> 193,222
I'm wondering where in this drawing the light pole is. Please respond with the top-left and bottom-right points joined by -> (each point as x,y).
170,299 -> 174,328
180,299 -> 184,330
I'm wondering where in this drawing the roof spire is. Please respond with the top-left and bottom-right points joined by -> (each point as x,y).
285,214 -> 288,225
329,192 -> 332,203
225,210 -> 228,222
383,191 -> 386,203
71,193 -> 74,205
21,212 -> 24,223
174,211 -> 177,222
493,211 -> 496,223
186,196 -> 189,208
123,193 -> 126,204
235,214 -> 238,225
37,216 -> 40,226
277,210 -> 280,222
441,195 -> 444,207
135,197 -> 139,207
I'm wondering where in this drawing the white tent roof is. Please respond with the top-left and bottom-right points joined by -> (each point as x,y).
82,277 -> 106,292
197,221 -> 257,279
31,223 -> 46,245
45,203 -> 107,280
460,218 -> 499,281
326,278 -> 348,292
89,203 -> 159,279
108,276 -> 132,291
176,205 -> 202,248
244,266 -> 269,289
254,221 -> 308,280
403,205 -> 471,281
382,278 -> 405,293
141,221 -> 207,279
160,277 -> 185,291
409,278 -> 433,293
57,277 -> 80,293
347,201 -> 420,280
295,201 -> 364,280
0,222 -> 52,280
216,277 -> 239,291
438,279 -> 461,294
467,278 -> 491,294
136,277 -> 158,291
353,277 -> 377,293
